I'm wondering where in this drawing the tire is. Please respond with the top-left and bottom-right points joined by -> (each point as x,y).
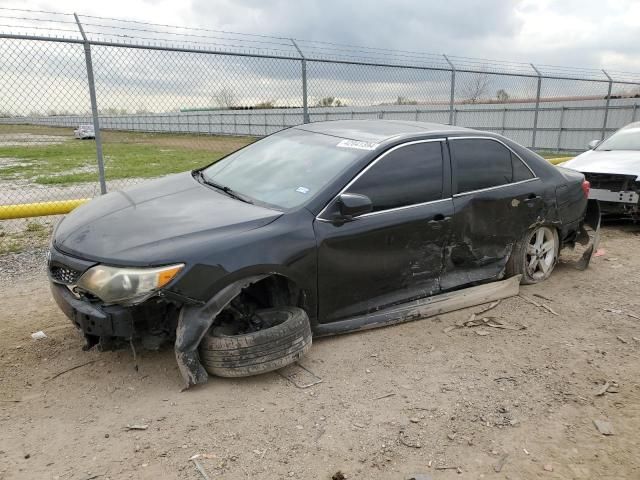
199,306 -> 312,377
506,225 -> 560,284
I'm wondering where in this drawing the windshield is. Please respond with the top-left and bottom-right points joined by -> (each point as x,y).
201,128 -> 368,209
596,128 -> 640,151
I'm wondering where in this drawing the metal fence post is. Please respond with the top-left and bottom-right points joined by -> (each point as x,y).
557,106 -> 566,152
74,13 -> 107,195
530,64 -> 542,150
501,107 -> 507,136
602,70 -> 613,140
291,39 -> 309,124
443,54 -> 456,125
633,103 -> 638,122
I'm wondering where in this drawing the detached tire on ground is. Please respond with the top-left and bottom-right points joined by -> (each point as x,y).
199,307 -> 312,377
506,225 -> 560,284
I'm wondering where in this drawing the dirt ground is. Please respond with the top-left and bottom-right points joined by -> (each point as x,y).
1,223 -> 639,480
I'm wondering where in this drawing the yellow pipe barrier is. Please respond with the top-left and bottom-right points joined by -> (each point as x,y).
547,156 -> 572,165
0,198 -> 90,220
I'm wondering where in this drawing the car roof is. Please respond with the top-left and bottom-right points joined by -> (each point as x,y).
620,121 -> 640,131
293,120 -> 472,143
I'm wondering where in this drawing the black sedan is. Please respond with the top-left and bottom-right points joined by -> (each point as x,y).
48,120 -> 595,387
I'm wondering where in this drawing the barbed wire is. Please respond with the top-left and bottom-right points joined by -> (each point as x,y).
0,7 -> 73,16
0,7 -> 639,83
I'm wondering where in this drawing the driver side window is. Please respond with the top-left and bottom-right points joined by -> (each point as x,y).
346,141 -> 444,213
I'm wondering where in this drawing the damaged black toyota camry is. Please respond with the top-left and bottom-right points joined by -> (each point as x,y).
48,120 -> 598,387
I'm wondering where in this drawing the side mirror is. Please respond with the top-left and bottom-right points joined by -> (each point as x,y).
338,193 -> 372,220
587,139 -> 600,150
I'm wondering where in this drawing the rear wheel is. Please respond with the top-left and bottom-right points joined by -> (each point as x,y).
199,306 -> 312,377
506,225 -> 559,284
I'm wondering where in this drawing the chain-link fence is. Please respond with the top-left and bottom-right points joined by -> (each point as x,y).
1,8 -> 640,254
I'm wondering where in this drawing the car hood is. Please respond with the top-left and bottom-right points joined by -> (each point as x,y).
562,150 -> 640,179
55,172 -> 282,265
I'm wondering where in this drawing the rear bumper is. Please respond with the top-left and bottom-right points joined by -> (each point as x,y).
51,282 -> 135,338
589,188 -> 639,205
571,199 -> 601,270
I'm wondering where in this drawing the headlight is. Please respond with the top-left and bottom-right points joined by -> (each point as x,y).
76,263 -> 184,305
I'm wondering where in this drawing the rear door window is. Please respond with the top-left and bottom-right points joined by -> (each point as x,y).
451,139 -> 515,194
512,153 -> 534,182
346,141 -> 443,212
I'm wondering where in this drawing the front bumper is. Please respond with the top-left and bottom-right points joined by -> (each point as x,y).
50,281 -> 181,344
51,282 -> 136,338
48,245 -> 181,341
48,245 -> 211,387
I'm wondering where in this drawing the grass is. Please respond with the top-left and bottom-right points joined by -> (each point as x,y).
537,151 -> 574,165
0,220 -> 52,254
6,143 -> 219,185
0,124 -> 579,185
0,239 -> 22,255
0,125 -> 254,185
25,221 -> 50,239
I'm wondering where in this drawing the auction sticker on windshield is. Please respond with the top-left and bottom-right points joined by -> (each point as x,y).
336,139 -> 379,150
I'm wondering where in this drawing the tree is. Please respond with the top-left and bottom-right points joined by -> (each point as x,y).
316,96 -> 344,107
627,86 -> 640,98
395,96 -> 418,105
213,88 -> 237,109
101,107 -> 128,115
495,89 -> 510,102
136,104 -> 151,114
254,100 -> 275,109
461,68 -> 491,104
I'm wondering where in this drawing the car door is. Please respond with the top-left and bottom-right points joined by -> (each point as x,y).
314,139 -> 454,323
440,136 -> 544,290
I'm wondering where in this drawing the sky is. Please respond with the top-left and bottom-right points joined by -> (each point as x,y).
1,0 -> 640,114
4,0 -> 640,73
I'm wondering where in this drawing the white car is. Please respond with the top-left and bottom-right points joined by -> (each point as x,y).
562,121 -> 640,219
74,124 -> 95,139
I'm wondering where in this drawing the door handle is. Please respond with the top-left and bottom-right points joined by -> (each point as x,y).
524,194 -> 541,202
431,213 -> 446,222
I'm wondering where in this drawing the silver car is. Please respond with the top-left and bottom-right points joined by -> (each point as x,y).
562,121 -> 640,219
74,124 -> 95,139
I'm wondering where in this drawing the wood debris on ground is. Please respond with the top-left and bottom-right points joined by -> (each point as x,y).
519,294 -> 559,315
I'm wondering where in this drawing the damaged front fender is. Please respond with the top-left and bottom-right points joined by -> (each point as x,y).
174,274 -> 268,388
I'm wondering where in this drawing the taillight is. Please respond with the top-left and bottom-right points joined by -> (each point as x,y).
582,179 -> 590,198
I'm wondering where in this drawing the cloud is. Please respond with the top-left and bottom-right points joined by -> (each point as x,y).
1,0 -> 639,115
184,0 -> 640,74
3,0 -> 639,73
188,0 -> 524,57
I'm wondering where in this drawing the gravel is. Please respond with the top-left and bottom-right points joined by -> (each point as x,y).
0,248 -> 48,287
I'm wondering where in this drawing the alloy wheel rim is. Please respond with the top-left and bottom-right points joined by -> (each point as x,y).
525,226 -> 556,280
